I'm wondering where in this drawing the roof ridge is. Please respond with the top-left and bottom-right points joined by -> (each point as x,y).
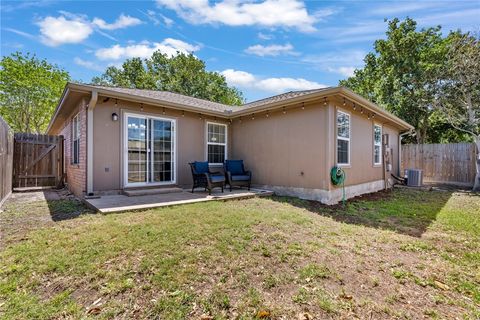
241,87 -> 331,107
82,83 -> 232,108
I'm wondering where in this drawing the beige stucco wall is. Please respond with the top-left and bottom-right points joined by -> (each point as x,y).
231,97 -> 403,193
331,96 -> 401,187
92,98 -> 231,192
231,101 -> 330,190
51,91 -> 404,198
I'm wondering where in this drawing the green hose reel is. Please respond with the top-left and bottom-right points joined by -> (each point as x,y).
330,166 -> 346,205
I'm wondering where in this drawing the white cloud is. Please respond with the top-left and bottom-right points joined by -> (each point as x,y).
36,13 -> 143,46
73,57 -> 105,71
221,69 -> 326,93
140,10 -> 174,27
302,50 -> 365,77
371,2 -> 443,15
92,14 -> 142,30
95,38 -> 200,60
37,15 -> 93,46
328,66 -> 356,78
3,27 -> 36,40
156,0 -> 318,32
244,43 -> 297,57
257,32 -> 274,40
221,69 -> 256,87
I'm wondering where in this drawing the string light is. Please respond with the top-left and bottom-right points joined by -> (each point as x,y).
372,113 -> 376,119
323,97 -> 327,105
360,107 -> 364,114
239,117 -> 242,123
353,103 -> 356,111
140,103 -> 144,111
367,113 -> 371,120
115,99 -> 118,108
343,98 -> 346,106
181,110 -> 185,117
199,113 -> 202,119
266,111 -> 270,118
301,102 -> 305,110
251,113 -> 255,120
283,107 -> 286,114
162,107 -> 166,115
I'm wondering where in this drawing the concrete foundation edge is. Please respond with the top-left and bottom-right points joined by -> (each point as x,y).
255,179 -> 385,205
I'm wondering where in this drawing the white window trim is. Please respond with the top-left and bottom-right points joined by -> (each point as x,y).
336,110 -> 351,166
373,123 -> 382,166
123,112 -> 177,188
71,113 -> 80,165
205,121 -> 228,166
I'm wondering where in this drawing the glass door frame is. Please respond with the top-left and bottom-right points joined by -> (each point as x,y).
123,112 -> 177,188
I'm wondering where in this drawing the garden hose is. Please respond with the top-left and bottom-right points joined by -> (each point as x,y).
330,166 -> 346,205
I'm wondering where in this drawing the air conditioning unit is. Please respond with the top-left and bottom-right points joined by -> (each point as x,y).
405,169 -> 423,187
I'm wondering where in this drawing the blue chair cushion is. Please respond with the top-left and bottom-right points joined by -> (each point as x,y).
231,174 -> 250,181
210,175 -> 225,183
194,161 -> 209,174
226,160 -> 244,175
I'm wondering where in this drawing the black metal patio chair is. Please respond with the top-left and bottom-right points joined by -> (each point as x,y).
224,160 -> 252,191
189,161 -> 225,195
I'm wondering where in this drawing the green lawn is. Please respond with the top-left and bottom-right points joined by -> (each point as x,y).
1,188 -> 479,319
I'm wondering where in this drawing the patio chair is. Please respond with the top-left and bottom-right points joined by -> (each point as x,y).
224,160 -> 252,191
189,161 -> 225,195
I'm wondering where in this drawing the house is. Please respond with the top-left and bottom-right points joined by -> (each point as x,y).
46,83 -> 413,204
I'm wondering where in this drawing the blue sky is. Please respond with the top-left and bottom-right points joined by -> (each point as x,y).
1,0 -> 479,102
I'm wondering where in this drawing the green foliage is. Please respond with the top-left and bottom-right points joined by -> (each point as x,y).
341,18 -> 455,143
92,52 -> 244,105
434,32 -> 480,139
0,52 -> 70,133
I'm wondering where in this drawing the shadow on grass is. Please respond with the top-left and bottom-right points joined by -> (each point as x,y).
271,188 -> 455,237
43,190 -> 94,222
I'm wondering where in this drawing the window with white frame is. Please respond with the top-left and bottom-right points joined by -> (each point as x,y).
207,122 -> 227,164
336,111 -> 350,165
71,114 -> 80,164
373,124 -> 382,165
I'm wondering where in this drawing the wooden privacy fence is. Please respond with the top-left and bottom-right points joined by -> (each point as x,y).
401,143 -> 477,186
13,133 -> 64,188
0,117 -> 14,206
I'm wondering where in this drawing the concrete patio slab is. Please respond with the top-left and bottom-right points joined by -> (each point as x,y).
84,188 -> 274,213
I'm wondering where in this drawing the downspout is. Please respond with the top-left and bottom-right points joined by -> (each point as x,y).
86,90 -> 98,196
398,130 -> 413,177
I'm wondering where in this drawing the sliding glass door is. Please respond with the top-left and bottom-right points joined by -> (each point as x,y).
125,113 -> 175,187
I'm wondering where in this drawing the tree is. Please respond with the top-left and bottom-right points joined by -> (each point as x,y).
0,52 -> 70,133
340,18 -> 447,143
93,52 -> 244,105
433,32 -> 480,190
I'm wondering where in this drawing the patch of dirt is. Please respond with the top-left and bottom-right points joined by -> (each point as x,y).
0,189 -> 93,247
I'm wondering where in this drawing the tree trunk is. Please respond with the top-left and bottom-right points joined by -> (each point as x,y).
474,136 -> 480,192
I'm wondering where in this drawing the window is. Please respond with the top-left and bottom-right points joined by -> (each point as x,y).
336,111 -> 350,165
206,122 -> 227,165
373,124 -> 382,165
71,114 -> 80,164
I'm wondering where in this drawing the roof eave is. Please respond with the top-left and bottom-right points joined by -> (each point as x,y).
231,87 -> 340,117
338,87 -> 414,131
72,83 -> 232,118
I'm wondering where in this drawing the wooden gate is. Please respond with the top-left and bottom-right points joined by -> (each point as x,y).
13,133 -> 64,188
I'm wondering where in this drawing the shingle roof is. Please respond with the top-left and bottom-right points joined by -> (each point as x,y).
77,84 -> 331,114
82,84 -> 233,113
240,87 -> 332,110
